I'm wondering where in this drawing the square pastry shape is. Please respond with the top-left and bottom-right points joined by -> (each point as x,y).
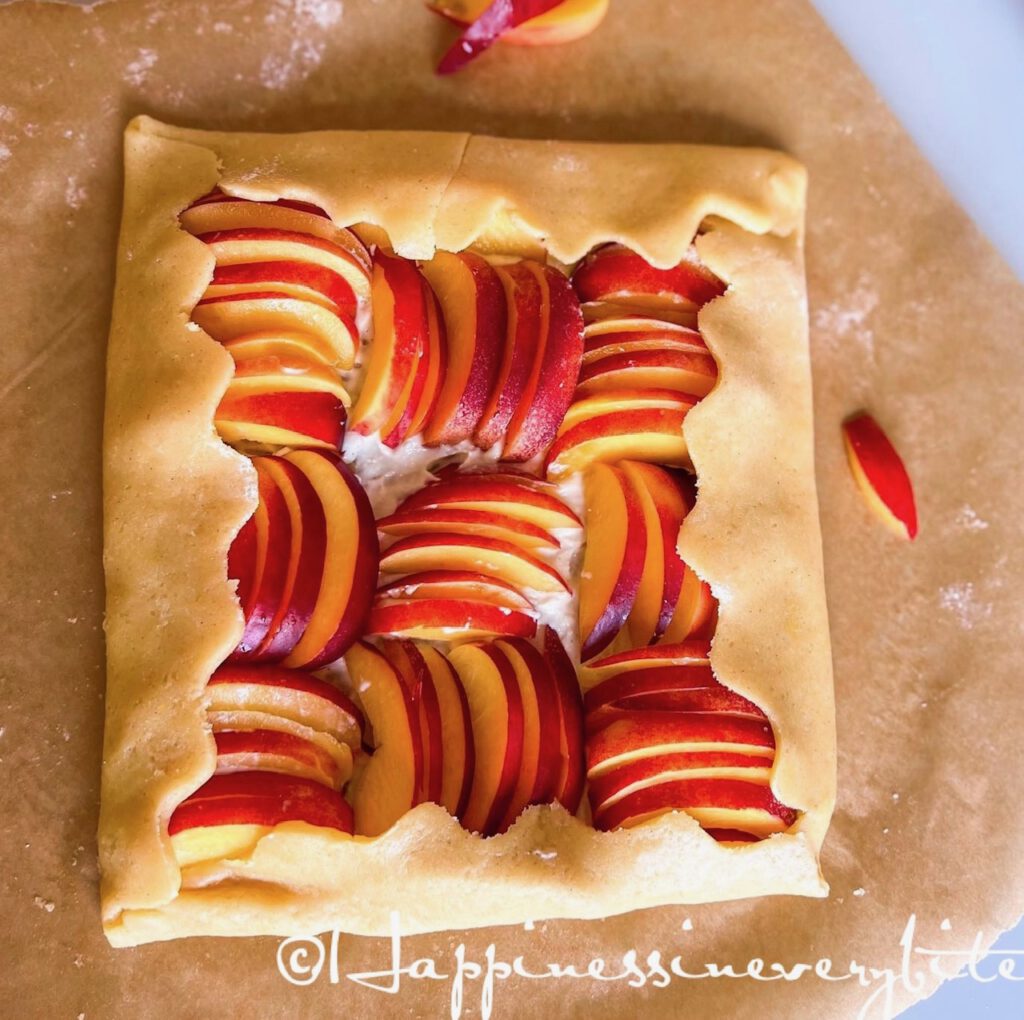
100,115 -> 835,946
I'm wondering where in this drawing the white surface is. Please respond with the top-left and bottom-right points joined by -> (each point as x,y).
813,0 -> 1024,281
812,2 -> 1024,1016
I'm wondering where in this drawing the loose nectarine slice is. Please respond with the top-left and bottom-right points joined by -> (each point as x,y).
351,253 -> 429,436
435,0 -> 563,74
169,771 -> 353,866
842,411 -> 918,540
449,642 -> 525,835
376,569 -> 534,610
418,643 -> 476,818
345,641 -> 423,836
475,261 -> 544,451
379,533 -> 569,593
420,250 -> 506,444
193,292 -> 358,369
280,452 -> 379,669
213,728 -> 351,789
396,473 -> 581,530
208,663 -> 363,746
431,0 -> 608,47
545,407 -> 691,478
252,457 -> 327,661
378,507 -> 559,550
367,597 -> 537,641
578,463 -> 646,661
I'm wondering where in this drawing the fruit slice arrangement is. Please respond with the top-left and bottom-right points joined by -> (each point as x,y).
169,664 -> 364,864
578,462 -> 716,662
182,190 -> 371,453
345,628 -> 584,837
370,469 -> 580,641
582,642 -> 796,840
349,248 -> 585,459
546,243 -> 724,477
171,191 -> 797,854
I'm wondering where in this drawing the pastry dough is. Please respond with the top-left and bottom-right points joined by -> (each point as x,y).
100,115 -> 834,946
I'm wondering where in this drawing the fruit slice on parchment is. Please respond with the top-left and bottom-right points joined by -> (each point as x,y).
431,0 -> 609,75
842,411 -> 918,540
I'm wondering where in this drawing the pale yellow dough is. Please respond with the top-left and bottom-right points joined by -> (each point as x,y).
100,115 -> 835,946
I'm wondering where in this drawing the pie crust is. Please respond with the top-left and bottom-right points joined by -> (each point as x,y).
100,115 -> 835,946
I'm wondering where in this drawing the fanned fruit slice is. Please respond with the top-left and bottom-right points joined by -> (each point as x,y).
169,772 -> 353,867
350,252 -> 431,439
215,334 -> 349,452
582,644 -> 795,840
227,452 -> 378,669
420,250 -> 507,444
344,641 -> 423,837
576,462 -> 715,661
571,242 -> 726,314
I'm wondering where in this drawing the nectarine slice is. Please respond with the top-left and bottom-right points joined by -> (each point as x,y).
205,260 -> 357,317
225,349 -> 351,405
495,637 -> 564,829
380,533 -> 568,594
842,411 -> 918,540
377,507 -> 559,550
345,641 -> 423,836
418,643 -> 476,818
232,462 -> 291,658
572,243 -> 726,308
430,0 -> 608,47
182,198 -> 371,273
376,569 -> 534,610
575,348 -> 718,399
169,772 -> 353,853
449,642 -> 525,835
586,713 -> 775,777
213,728 -> 351,789
280,453 -> 378,669
193,292 -> 358,369
252,457 -> 327,661
560,388 -> 696,432
545,407 -> 691,478
578,463 -> 646,661
593,777 -> 794,834
222,331 -> 338,368
367,597 -> 537,641
216,391 -> 346,452
397,473 -> 581,530
420,250 -> 506,444
208,663 -> 363,746
351,253 -> 429,437
543,627 -> 586,814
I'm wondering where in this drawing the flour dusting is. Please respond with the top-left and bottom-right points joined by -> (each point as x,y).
938,582 -> 992,629
259,0 -> 343,90
812,277 -> 879,356
954,504 -> 989,532
0,142 -> 10,165
124,49 -> 158,87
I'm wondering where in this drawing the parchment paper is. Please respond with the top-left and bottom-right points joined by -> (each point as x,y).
1,1 -> 1022,1017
